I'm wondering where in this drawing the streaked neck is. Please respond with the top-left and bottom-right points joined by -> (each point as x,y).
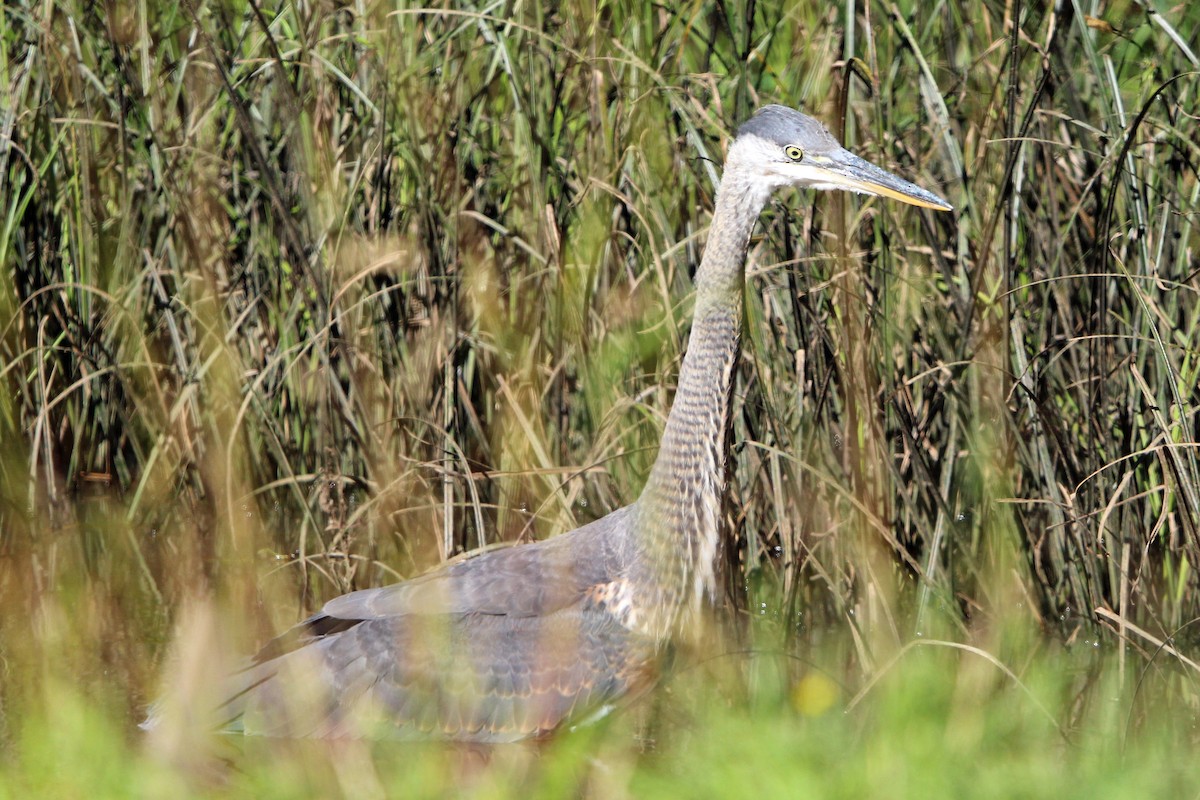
633,168 -> 767,632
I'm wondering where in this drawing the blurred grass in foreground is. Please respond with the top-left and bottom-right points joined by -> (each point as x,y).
1,0 -> 1199,794
4,622 -> 1198,798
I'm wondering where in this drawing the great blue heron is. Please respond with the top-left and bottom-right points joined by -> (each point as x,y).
156,105 -> 951,741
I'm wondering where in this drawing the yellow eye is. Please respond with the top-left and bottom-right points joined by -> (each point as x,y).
785,145 -> 804,161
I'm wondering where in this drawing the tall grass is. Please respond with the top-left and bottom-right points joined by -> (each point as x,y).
1,0 -> 1198,793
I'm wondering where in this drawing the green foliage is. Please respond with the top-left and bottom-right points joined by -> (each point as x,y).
2,638 -> 1197,798
1,0 -> 1198,793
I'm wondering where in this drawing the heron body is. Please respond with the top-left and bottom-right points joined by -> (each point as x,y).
198,106 -> 951,741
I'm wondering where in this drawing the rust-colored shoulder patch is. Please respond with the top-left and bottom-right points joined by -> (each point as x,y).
583,579 -> 641,632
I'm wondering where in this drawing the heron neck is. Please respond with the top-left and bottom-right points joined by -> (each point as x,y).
633,170 -> 766,631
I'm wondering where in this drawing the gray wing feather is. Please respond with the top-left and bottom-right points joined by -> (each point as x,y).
228,602 -> 656,741
214,504 -> 652,740
321,505 -> 633,620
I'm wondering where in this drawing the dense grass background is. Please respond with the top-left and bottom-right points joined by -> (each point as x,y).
1,0 -> 1198,795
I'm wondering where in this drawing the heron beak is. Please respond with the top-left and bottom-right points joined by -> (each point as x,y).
807,149 -> 953,211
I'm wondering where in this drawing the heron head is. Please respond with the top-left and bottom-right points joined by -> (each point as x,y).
730,105 -> 952,211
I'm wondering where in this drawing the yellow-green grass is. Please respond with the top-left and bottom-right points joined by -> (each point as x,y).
1,0 -> 1198,794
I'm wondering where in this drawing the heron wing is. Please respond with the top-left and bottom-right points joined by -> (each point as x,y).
317,504 -> 633,621
228,595 -> 657,740
218,504 -> 649,739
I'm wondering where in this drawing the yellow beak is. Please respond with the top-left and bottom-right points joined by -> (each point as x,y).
806,150 -> 953,211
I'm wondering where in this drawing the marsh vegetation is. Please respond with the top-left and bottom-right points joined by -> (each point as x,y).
0,0 -> 1198,795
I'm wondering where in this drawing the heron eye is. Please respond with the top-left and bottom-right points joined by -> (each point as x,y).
785,145 -> 804,161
